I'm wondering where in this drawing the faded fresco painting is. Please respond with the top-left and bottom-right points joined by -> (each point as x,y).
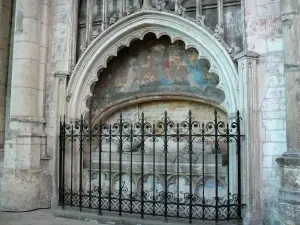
91,36 -> 225,120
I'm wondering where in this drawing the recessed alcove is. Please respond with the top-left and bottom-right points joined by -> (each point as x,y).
89,33 -> 226,125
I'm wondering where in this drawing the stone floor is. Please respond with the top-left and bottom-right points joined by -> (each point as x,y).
0,210 -> 105,225
0,209 -> 240,225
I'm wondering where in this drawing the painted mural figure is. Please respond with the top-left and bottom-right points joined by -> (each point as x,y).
163,45 -> 189,83
151,44 -> 174,86
119,57 -> 139,92
186,50 -> 208,89
91,38 -> 225,118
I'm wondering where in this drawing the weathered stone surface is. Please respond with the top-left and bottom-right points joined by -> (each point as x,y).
244,0 -> 286,224
1,0 -> 51,211
0,0 -> 12,148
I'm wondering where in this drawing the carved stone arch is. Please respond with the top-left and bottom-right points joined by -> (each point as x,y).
66,10 -> 238,119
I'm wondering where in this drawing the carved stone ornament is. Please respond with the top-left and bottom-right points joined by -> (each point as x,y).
109,12 -> 119,25
67,11 -> 238,119
93,28 -> 102,39
66,93 -> 72,102
156,0 -> 167,11
196,15 -> 205,26
126,7 -> 133,16
176,5 -> 186,16
80,43 -> 88,53
226,44 -> 241,58
214,24 -> 224,42
10,116 -> 46,124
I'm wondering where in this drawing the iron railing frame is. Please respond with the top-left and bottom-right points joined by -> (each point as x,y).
59,110 -> 244,223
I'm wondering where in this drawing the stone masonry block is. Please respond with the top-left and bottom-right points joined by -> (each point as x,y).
266,130 -> 287,142
262,119 -> 284,130
263,142 -> 287,155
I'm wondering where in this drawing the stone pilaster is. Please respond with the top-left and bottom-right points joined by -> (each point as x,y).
1,0 -> 50,211
276,0 -> 300,224
51,72 -> 68,208
235,51 -> 263,225
0,0 -> 12,148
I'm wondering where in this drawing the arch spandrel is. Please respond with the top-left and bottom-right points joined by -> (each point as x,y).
66,10 -> 238,119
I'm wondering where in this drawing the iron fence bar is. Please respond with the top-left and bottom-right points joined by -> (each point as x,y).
237,111 -> 242,220
71,124 -> 74,207
202,122 -> 205,221
214,110 -> 219,222
130,124 -> 133,214
63,133 -> 243,138
119,113 -> 123,216
141,112 -> 145,219
62,116 -> 66,208
79,115 -> 84,211
188,110 -> 192,224
108,124 -> 112,212
226,122 -> 230,221
176,123 -> 180,219
164,111 -> 168,221
59,110 -> 244,222
59,118 -> 63,206
89,126 -> 92,208
152,123 -> 156,217
98,123 -> 102,215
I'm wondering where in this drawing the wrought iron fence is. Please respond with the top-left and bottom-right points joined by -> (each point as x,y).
59,110 -> 243,223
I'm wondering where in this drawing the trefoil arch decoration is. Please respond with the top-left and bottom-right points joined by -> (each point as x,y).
66,10 -> 239,120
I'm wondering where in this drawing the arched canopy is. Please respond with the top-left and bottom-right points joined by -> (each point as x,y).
66,10 -> 238,119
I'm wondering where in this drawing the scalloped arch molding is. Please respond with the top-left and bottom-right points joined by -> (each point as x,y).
67,10 -> 238,119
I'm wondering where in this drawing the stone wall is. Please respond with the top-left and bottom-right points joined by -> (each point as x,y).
244,0 -> 285,224
1,0 -> 51,211
0,0 -> 12,149
77,0 -> 243,59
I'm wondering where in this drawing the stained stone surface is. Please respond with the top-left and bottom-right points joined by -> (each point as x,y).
0,0 -> 51,211
0,0 -> 12,148
244,0 -> 286,224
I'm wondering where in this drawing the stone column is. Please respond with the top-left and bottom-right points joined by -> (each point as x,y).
276,0 -> 300,223
102,0 -> 108,30
0,0 -> 12,149
121,0 -> 126,18
235,51 -> 263,224
86,0 -> 92,45
217,0 -> 224,29
1,0 -> 49,211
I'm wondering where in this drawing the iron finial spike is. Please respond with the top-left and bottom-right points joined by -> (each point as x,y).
164,111 -> 167,117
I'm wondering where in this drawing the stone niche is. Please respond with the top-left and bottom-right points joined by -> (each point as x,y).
80,35 -> 231,207
90,34 -> 225,125
82,100 -> 229,205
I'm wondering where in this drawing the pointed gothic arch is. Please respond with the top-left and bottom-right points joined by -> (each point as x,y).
66,10 -> 239,119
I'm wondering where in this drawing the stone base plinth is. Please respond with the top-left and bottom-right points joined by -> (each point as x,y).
0,170 -> 41,211
278,189 -> 300,224
276,152 -> 300,224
